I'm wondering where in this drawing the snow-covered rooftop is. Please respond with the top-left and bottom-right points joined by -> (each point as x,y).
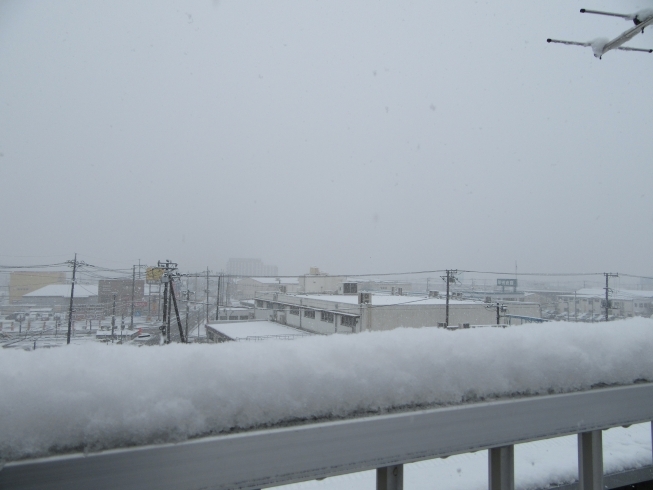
23,284 -> 98,298
208,320 -> 309,340
560,288 -> 653,300
298,294 -> 479,305
242,277 -> 299,285
2,318 -> 653,462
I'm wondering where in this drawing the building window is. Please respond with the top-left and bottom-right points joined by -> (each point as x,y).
289,308 -> 299,316
266,302 -> 273,309
321,311 -> 334,322
304,310 -> 315,319
229,316 -> 238,320
341,316 -> 358,327
255,300 -> 264,308
239,315 -> 249,320
343,283 -> 358,294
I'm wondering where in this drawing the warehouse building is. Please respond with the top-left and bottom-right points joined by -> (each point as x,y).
254,290 -> 541,335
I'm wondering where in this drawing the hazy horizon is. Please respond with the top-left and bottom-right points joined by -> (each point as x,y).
2,0 -> 653,276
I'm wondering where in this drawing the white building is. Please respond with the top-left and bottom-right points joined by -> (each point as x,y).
557,288 -> 653,320
21,284 -> 98,308
254,291 -> 541,335
235,277 -> 300,300
359,280 -> 412,294
216,306 -> 255,321
298,268 -> 345,294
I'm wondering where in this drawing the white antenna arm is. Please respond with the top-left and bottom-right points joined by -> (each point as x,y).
580,9 -> 634,20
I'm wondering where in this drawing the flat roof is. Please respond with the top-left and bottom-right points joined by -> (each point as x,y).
207,321 -> 310,340
559,288 -> 653,301
297,294 -> 480,306
241,277 -> 299,285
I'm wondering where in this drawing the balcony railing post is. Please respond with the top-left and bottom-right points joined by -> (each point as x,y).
377,464 -> 403,490
578,430 -> 603,490
489,445 -> 514,490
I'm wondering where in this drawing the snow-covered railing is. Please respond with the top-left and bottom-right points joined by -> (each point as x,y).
3,319 -> 653,489
2,383 -> 653,490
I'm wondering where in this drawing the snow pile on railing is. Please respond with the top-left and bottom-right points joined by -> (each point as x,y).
2,318 -> 653,461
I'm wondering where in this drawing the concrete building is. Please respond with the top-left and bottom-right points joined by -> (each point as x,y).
9,271 -> 67,302
298,268 -> 346,294
359,280 -> 413,294
21,284 -> 99,318
235,277 -> 300,300
556,289 -> 653,320
456,290 -> 533,303
254,291 -> 541,335
98,279 -> 145,316
216,306 -> 255,321
226,258 -> 278,277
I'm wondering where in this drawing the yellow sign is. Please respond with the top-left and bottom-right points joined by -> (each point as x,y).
146,267 -> 164,284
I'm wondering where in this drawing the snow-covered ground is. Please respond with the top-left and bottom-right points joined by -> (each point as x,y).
2,318 -> 653,462
276,424 -> 652,490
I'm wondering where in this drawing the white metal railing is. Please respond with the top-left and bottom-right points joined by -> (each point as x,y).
2,383 -> 653,490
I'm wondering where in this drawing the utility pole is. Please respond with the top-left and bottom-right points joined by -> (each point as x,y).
487,302 -> 507,325
157,260 -> 181,344
157,283 -> 162,322
574,290 -> 577,322
111,294 -> 116,342
206,268 -> 210,324
185,289 -> 190,341
604,273 -> 618,322
166,281 -> 172,342
168,278 -> 186,343
66,253 -> 78,345
161,276 -> 169,343
215,274 -> 221,321
130,265 -> 136,329
441,269 -> 458,327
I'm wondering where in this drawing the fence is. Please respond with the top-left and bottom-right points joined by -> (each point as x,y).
2,383 -> 653,490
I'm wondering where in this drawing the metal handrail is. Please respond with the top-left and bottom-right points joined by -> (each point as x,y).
2,383 -> 653,490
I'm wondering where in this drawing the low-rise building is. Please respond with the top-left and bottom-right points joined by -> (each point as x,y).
21,284 -> 98,310
9,271 -> 67,303
556,289 -> 653,320
235,277 -> 299,300
298,268 -> 345,294
216,306 -> 255,321
359,280 -> 412,294
254,291 -> 541,335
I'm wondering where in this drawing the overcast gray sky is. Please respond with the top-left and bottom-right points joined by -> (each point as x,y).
1,0 -> 652,275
